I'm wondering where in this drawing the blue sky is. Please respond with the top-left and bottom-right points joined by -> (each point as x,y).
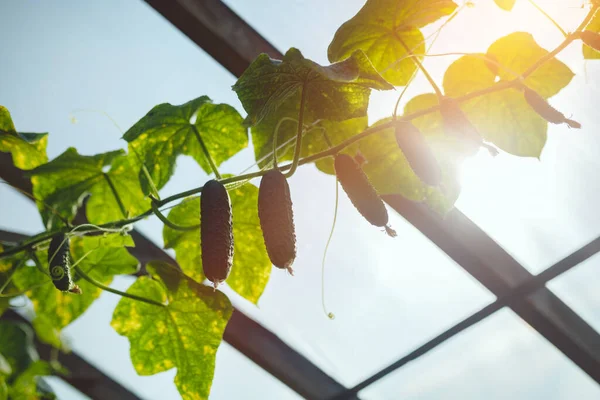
1,0 -> 600,399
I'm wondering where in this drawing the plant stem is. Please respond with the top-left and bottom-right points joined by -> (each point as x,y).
73,266 -> 166,308
394,32 -> 443,98
192,125 -> 222,179
151,199 -> 200,231
285,81 -> 308,178
272,117 -> 297,169
103,173 -> 128,218
528,0 -> 568,37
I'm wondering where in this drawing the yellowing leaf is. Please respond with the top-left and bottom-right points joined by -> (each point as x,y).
0,106 -> 48,170
163,183 -> 271,304
111,261 -> 232,400
123,96 -> 247,194
328,0 -> 457,85
487,32 -> 573,98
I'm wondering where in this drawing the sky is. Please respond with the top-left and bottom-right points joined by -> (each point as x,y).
0,0 -> 599,399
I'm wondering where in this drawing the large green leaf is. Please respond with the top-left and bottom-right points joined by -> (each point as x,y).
328,0 -> 457,86
0,377 -> 6,400
584,12 -> 600,60
123,96 -> 247,193
111,261 -> 232,400
493,0 -> 516,11
443,55 -> 547,157
0,106 -> 48,170
13,234 -> 138,341
249,92 -> 367,173
30,148 -> 149,228
487,32 -> 573,98
163,183 -> 271,304
233,48 -> 392,128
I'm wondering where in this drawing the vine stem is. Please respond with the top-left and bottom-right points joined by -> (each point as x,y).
321,179 -> 339,320
394,32 -> 443,98
73,266 -> 166,308
151,198 -> 200,231
528,0 -> 568,37
0,6 -> 597,261
285,80 -> 308,178
103,173 -> 128,218
272,117 -> 297,170
192,125 -> 222,179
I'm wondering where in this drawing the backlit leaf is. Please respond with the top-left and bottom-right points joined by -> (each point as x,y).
30,148 -> 149,228
233,48 -> 392,127
493,0 -> 516,11
123,96 -> 247,193
111,261 -> 232,400
328,0 -> 457,85
0,106 -> 48,170
443,55 -> 547,157
487,32 -> 573,98
13,234 -> 138,341
163,183 -> 271,303
583,12 -> 600,60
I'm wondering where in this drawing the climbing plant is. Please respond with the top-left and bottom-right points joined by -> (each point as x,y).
1,1 -> 599,398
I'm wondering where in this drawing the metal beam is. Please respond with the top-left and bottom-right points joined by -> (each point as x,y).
142,0 -> 283,77
0,152 -> 350,400
382,195 -> 600,384
335,234 -> 600,398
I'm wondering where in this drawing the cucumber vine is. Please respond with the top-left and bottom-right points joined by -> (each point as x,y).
0,1 -> 599,398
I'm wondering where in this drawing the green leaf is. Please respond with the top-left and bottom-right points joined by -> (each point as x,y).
13,234 -> 138,340
0,106 -> 48,170
111,261 -> 232,400
164,184 -> 271,303
328,0 -> 457,86
8,361 -> 53,400
0,322 -> 37,379
30,148 -> 149,228
443,55 -> 547,157
493,0 -> 516,11
249,92 -> 367,173
0,377 -> 7,400
584,12 -> 600,60
233,48 -> 392,128
487,32 -> 573,98
123,96 -> 247,193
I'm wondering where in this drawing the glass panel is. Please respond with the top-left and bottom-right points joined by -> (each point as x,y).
360,309 -> 600,399
222,0 -> 600,273
44,377 -> 91,400
223,178 -> 493,386
547,253 -> 600,334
